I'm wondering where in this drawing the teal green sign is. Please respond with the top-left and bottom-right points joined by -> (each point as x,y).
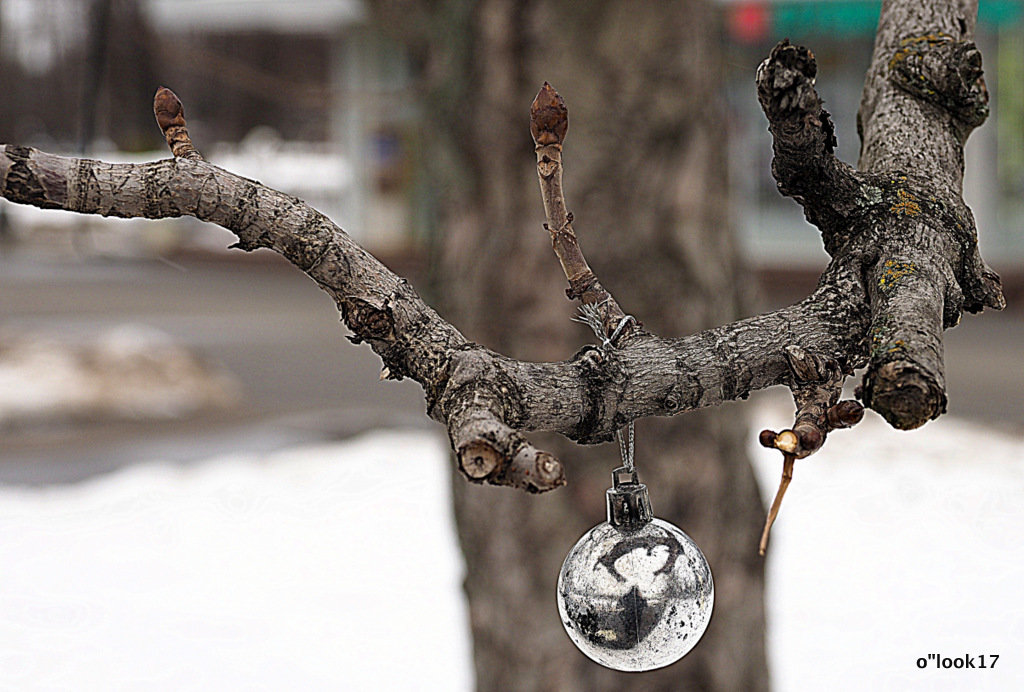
773,1 -> 1023,38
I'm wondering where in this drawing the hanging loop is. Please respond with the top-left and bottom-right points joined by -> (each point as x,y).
616,421 -> 635,472
572,304 -> 640,473
605,314 -> 637,349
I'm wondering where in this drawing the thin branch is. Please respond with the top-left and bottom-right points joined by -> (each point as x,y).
530,83 -> 633,344
759,454 -> 794,556
756,345 -> 864,553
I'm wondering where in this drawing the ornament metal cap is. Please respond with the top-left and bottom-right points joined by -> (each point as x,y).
606,466 -> 653,530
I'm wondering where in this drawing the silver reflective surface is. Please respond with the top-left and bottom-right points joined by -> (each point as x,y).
556,518 -> 714,672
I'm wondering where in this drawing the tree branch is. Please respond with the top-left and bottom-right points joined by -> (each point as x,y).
0,0 -> 1006,495
756,1 -> 1003,432
756,40 -> 866,252
0,133 -> 868,491
530,82 -> 633,343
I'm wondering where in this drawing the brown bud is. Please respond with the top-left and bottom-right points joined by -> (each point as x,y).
530,82 -> 568,147
154,87 -> 186,132
794,424 -> 823,454
758,429 -> 777,448
827,400 -> 865,429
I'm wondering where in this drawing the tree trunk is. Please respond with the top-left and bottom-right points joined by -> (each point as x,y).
373,1 -> 768,689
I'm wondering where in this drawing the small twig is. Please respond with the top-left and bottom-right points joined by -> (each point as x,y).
759,454 -> 794,555
530,83 -> 635,344
757,345 -> 865,553
153,87 -> 204,161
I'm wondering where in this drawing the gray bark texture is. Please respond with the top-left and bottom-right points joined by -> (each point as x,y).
0,0 -> 1005,688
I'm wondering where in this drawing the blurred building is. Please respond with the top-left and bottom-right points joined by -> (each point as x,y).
0,0 -> 419,253
0,0 -> 1021,265
722,0 -> 1024,267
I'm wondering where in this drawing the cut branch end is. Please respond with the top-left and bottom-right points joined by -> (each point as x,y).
863,361 -> 945,430
456,438 -> 566,493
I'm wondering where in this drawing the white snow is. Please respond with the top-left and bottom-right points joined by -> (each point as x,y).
0,431 -> 472,691
750,397 -> 1024,691
0,326 -> 241,427
1,398 -> 1022,690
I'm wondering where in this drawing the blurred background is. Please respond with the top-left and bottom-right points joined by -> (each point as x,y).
1,1 -> 1023,690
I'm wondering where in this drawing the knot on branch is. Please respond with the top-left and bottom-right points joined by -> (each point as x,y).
978,267 -> 1006,311
889,34 -> 989,130
565,271 -> 598,301
958,259 -> 1006,316
340,298 -> 395,344
1,145 -> 63,210
572,344 -> 605,371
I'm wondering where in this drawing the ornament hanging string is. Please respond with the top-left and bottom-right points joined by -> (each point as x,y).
617,420 -> 635,473
572,303 -> 637,471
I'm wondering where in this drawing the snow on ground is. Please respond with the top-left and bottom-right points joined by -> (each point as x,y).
0,325 -> 241,428
750,397 -> 1024,691
1,398 -> 1023,690
0,431 -> 471,691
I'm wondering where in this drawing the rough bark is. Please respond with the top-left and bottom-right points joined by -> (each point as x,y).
854,0 -> 1003,428
0,139 -> 868,484
0,0 -> 1006,688
755,1 -> 1002,433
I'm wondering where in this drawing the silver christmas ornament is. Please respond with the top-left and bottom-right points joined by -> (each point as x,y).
556,466 -> 714,672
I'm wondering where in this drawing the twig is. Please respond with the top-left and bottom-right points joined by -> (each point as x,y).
530,83 -> 635,344
759,454 -> 794,555
757,345 -> 864,553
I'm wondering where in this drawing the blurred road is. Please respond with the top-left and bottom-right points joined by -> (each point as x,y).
1,252 -> 1022,484
0,252 -> 430,484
